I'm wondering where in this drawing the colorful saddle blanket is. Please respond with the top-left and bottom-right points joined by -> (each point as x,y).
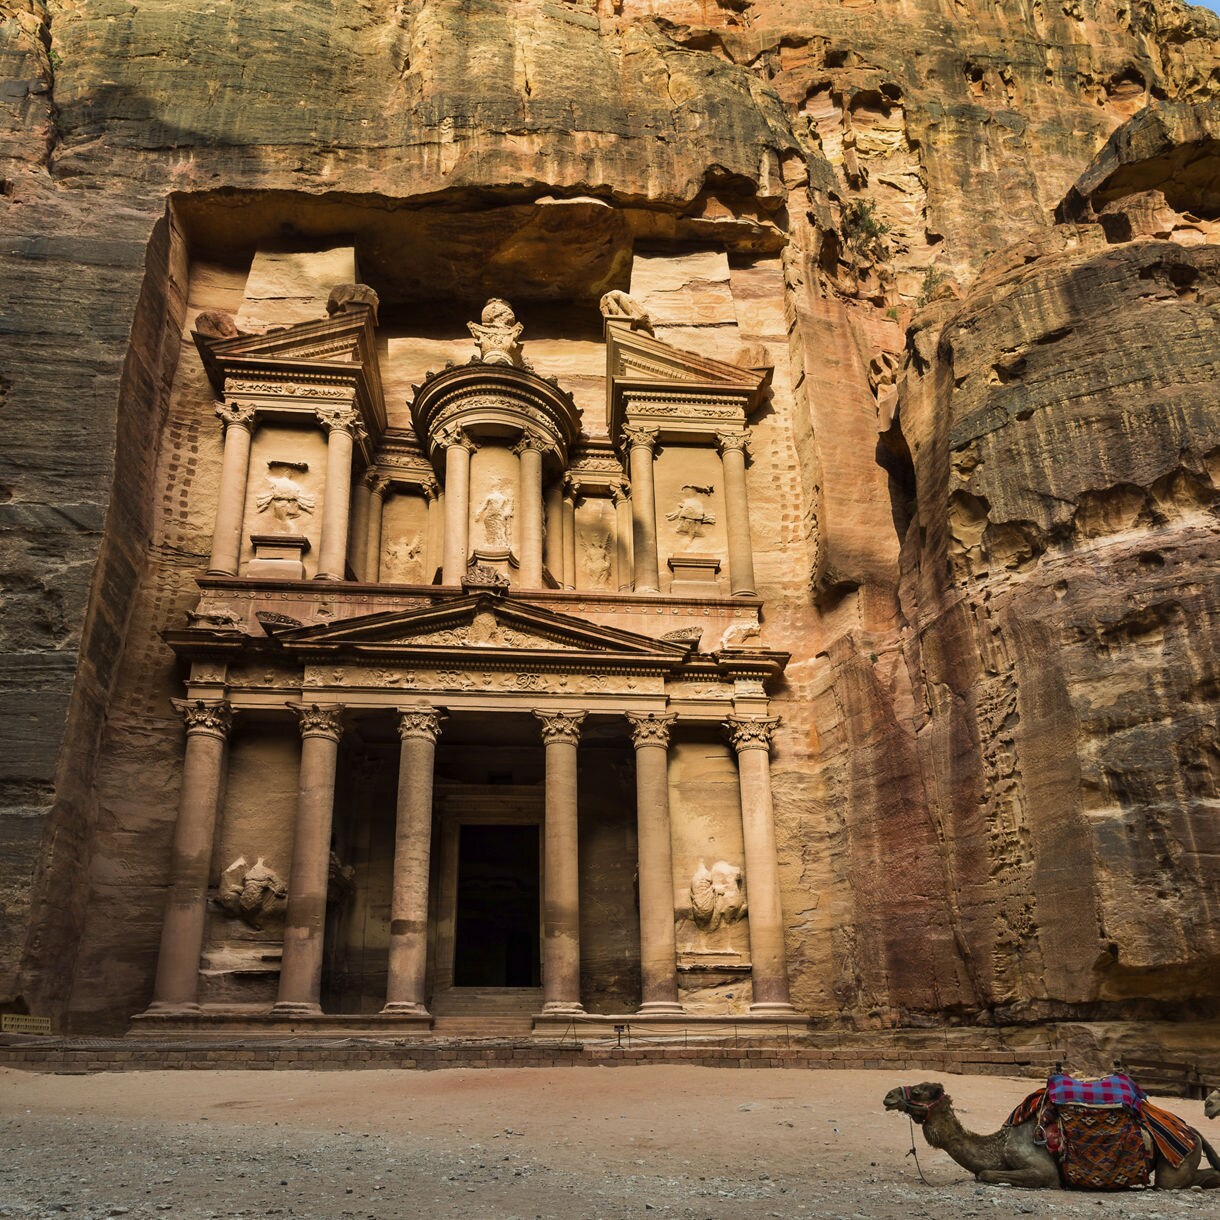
1058,1105 -> 1149,1190
1047,1072 -> 1144,1108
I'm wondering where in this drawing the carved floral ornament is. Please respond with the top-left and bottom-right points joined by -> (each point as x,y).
534,709 -> 586,745
397,707 -> 446,743
226,380 -> 354,401
436,424 -> 477,453
724,715 -> 780,753
215,401 -> 256,429
172,697 -> 234,738
314,404 -> 363,438
626,711 -> 676,749
622,425 -> 659,452
289,701 -> 345,740
716,429 -> 752,456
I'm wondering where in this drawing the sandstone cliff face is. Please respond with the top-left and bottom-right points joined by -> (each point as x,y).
1,1 -> 1218,1030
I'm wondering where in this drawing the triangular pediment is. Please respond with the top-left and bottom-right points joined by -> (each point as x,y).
605,318 -> 770,394
271,593 -> 693,665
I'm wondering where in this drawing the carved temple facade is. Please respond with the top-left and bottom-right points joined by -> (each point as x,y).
136,282 -> 800,1035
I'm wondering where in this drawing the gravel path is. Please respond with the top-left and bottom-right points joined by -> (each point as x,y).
2,1066 -> 1216,1218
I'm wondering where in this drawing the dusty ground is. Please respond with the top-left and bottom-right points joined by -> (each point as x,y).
1,1066 -> 1217,1219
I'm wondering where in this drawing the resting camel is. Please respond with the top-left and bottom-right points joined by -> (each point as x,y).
884,1081 -> 1220,1189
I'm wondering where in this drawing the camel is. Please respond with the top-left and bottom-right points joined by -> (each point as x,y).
1206,1089 -> 1220,1121
884,1081 -> 1220,1190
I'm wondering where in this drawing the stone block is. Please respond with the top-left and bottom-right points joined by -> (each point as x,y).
236,245 -> 357,330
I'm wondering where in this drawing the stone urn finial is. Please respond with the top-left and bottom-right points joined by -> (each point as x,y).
468,298 -> 525,367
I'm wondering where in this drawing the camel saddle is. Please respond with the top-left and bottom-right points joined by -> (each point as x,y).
1005,1072 -> 1196,1191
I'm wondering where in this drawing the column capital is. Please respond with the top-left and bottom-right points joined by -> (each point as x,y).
609,478 -> 631,506
626,711 -> 676,750
511,429 -> 546,456
289,702 -> 346,741
422,477 -> 441,502
315,404 -> 361,437
716,429 -> 752,457
171,698 -> 234,739
397,707 -> 446,743
622,425 -> 658,453
562,474 -> 582,501
369,474 -> 392,499
724,715 -> 780,753
534,709 -> 586,745
215,401 -> 256,430
438,424 -> 477,453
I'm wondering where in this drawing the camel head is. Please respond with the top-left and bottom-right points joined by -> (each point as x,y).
883,1081 -> 948,1123
1205,1089 -> 1220,1121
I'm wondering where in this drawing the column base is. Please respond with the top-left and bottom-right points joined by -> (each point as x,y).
748,1001 -> 800,1018
730,588 -> 758,598
270,1001 -> 323,1018
539,1001 -> 585,1018
380,1001 -> 431,1017
140,1000 -> 201,1017
636,1001 -> 685,1017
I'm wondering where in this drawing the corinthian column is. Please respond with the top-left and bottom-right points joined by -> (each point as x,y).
627,712 -> 682,1015
383,707 -> 445,1015
423,479 -> 442,584
610,480 -> 633,592
717,431 -> 757,598
145,699 -> 234,1014
562,476 -> 580,591
274,702 -> 345,1017
349,470 -> 373,581
315,405 -> 361,581
364,475 -> 390,583
207,402 -> 255,577
544,480 -> 563,585
623,426 -> 660,593
724,716 -> 796,1015
514,432 -> 545,587
534,710 -> 586,1015
440,426 -> 476,585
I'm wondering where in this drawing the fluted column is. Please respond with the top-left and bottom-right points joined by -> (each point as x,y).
364,475 -> 390,583
207,403 -> 256,577
274,702 -> 345,1017
623,426 -> 660,593
383,707 -> 445,1015
610,480 -> 633,592
724,716 -> 796,1015
514,432 -> 545,587
145,699 -> 234,1013
349,470 -> 373,581
561,476 -> 580,591
423,479 -> 442,584
534,710 -> 586,1015
717,431 -> 757,598
544,481 -> 563,584
440,426 -> 476,585
315,405 -> 361,581
627,712 -> 682,1015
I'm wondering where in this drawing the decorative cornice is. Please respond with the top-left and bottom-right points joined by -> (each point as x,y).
534,709 -> 586,745
397,707 -> 445,743
724,715 -> 779,753
289,701 -> 345,741
717,429 -> 752,457
172,698 -> 234,739
215,401 -> 255,430
626,711 -> 676,750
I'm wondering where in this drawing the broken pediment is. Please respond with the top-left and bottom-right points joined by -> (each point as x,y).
268,593 -> 694,667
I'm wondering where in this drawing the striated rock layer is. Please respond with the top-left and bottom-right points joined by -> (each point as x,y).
0,1 -> 1217,1034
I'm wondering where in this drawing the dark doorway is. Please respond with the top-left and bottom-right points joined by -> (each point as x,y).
453,825 -> 541,987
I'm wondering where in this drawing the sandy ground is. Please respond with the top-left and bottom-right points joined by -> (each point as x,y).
1,1066 -> 1217,1219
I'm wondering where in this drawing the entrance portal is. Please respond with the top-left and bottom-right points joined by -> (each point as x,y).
453,824 -> 541,987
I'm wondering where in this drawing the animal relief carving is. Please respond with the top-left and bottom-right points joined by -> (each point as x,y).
216,856 -> 287,929
690,860 -> 747,931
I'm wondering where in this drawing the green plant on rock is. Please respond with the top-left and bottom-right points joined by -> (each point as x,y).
841,199 -> 891,266
916,264 -> 946,308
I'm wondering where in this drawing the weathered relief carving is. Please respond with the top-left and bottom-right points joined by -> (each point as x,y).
256,475 -> 315,532
227,380 -> 352,400
215,855 -> 287,929
468,298 -> 526,368
463,561 -> 510,590
667,485 -> 717,542
581,532 -> 614,588
185,607 -> 243,631
719,619 -> 761,649
662,627 -> 704,646
690,860 -> 747,931
475,482 -> 514,547
382,533 -> 424,583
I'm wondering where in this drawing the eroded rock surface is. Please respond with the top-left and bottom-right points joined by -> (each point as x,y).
0,1 -> 1217,1032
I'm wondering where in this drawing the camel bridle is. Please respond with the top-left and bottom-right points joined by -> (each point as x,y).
900,1085 -> 946,1124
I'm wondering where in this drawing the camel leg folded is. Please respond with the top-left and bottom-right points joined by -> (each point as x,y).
977,1168 -> 1062,1189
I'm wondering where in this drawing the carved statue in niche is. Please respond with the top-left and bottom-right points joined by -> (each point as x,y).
599,289 -> 654,334
256,473 -> 315,533
383,532 -> 424,582
215,856 -> 287,929
666,485 -> 716,543
468,298 -> 525,368
475,482 -> 514,548
690,859 -> 747,931
580,532 -> 613,588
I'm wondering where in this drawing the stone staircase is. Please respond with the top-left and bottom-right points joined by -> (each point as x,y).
429,987 -> 542,1039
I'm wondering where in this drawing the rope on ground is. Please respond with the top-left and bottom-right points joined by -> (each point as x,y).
906,1114 -> 932,1186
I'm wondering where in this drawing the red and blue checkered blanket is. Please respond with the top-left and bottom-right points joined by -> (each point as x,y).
1046,1073 -> 1145,1108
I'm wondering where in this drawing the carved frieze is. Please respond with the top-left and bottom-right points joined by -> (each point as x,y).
226,380 -> 354,400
